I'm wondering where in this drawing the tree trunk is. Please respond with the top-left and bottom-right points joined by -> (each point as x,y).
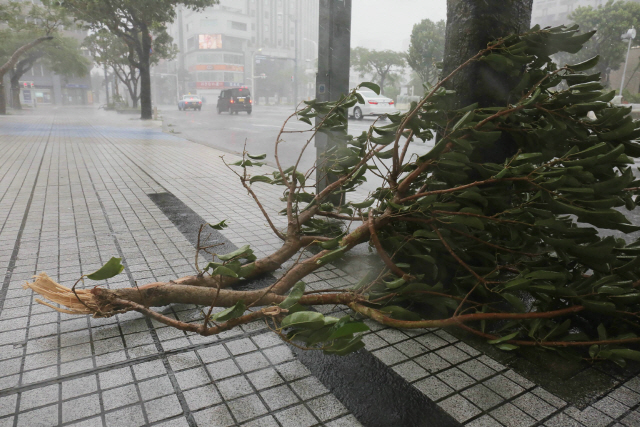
442,0 -> 533,163
0,36 -> 52,115
0,82 -> 6,115
139,26 -> 153,120
10,75 -> 22,110
442,0 -> 533,108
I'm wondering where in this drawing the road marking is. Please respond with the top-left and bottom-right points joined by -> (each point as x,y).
229,127 -> 260,133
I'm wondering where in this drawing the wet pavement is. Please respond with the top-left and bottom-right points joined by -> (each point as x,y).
0,107 -> 638,426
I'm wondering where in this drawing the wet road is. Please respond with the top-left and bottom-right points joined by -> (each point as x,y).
159,104 -> 435,193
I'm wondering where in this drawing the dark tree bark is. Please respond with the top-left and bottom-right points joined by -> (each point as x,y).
0,82 -> 6,116
442,0 -> 533,163
139,25 -> 153,120
442,0 -> 533,108
10,56 -> 39,110
0,36 -> 52,115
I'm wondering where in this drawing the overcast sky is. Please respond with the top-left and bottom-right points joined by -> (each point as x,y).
351,0 -> 448,52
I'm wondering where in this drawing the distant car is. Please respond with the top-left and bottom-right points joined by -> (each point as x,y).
217,88 -> 252,114
348,90 -> 396,120
178,95 -> 202,111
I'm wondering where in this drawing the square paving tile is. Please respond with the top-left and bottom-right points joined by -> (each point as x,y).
227,394 -> 268,423
260,385 -> 300,411
216,375 -> 254,401
438,395 -> 481,423
275,404 -> 318,427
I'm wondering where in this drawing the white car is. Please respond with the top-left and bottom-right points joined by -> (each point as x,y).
348,90 -> 396,120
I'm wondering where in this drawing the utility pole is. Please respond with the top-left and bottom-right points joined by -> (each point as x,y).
315,0 -> 352,195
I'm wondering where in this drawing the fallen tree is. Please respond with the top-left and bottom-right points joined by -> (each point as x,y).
25,26 -> 640,364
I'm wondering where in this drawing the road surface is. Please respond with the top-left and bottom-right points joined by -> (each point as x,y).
159,104 -> 435,193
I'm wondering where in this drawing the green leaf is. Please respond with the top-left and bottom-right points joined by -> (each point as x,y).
316,246 -> 348,266
279,282 -> 306,310
351,199 -> 375,209
610,349 -> 640,362
280,311 -> 326,329
210,265 -> 239,278
385,277 -> 406,290
354,92 -> 365,104
568,55 -> 599,71
448,215 -> 485,230
250,175 -> 273,185
359,82 -> 381,95
218,245 -> 252,261
209,220 -> 228,230
581,300 -> 617,313
487,331 -> 519,344
86,257 -> 124,281
210,300 -> 246,322
496,343 -> 520,351
328,320 -> 370,340
247,153 -> 267,160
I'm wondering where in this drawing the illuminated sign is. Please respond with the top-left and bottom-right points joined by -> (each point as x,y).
198,34 -> 222,50
196,82 -> 244,89
192,64 -> 244,72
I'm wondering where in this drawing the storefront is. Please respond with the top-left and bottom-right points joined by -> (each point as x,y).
62,84 -> 90,105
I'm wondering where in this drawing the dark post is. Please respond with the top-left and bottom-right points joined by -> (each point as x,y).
315,0 -> 352,195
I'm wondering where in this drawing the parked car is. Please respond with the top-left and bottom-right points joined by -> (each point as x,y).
178,95 -> 202,111
348,90 -> 396,120
217,88 -> 252,114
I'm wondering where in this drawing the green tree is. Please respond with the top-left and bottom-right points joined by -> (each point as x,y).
407,18 -> 446,85
83,29 -> 176,108
9,36 -> 90,109
26,26 -> 640,367
61,0 -> 218,119
351,47 -> 406,95
568,0 -> 640,84
0,1 -> 72,114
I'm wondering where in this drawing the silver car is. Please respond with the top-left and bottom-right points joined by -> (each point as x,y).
348,90 -> 396,120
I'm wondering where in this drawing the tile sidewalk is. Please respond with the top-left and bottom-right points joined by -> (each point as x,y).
0,109 -> 638,426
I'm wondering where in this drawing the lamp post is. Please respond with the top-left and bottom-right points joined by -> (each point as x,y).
620,27 -> 636,94
251,48 -> 263,104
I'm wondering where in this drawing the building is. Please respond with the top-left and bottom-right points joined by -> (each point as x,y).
160,0 -> 318,104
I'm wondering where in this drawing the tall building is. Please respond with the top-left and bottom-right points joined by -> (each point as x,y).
160,0 -> 318,104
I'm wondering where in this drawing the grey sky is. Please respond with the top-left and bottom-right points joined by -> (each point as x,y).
351,0 -> 447,52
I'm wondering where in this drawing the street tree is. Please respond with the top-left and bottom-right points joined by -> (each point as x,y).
0,1 -> 73,114
83,29 -> 177,108
407,18 -> 446,85
26,26 -> 640,367
8,36 -> 90,109
61,0 -> 218,120
568,0 -> 640,85
351,47 -> 406,95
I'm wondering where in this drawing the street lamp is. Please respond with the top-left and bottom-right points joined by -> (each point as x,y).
620,27 -> 636,94
251,48 -> 263,104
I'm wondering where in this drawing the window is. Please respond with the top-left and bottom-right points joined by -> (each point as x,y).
200,19 -> 217,29
230,21 -> 247,31
223,54 -> 244,65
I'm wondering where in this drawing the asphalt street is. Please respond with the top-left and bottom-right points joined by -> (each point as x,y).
159,104 -> 435,193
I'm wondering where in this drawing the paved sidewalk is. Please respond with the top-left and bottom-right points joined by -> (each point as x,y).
0,108 -> 639,427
